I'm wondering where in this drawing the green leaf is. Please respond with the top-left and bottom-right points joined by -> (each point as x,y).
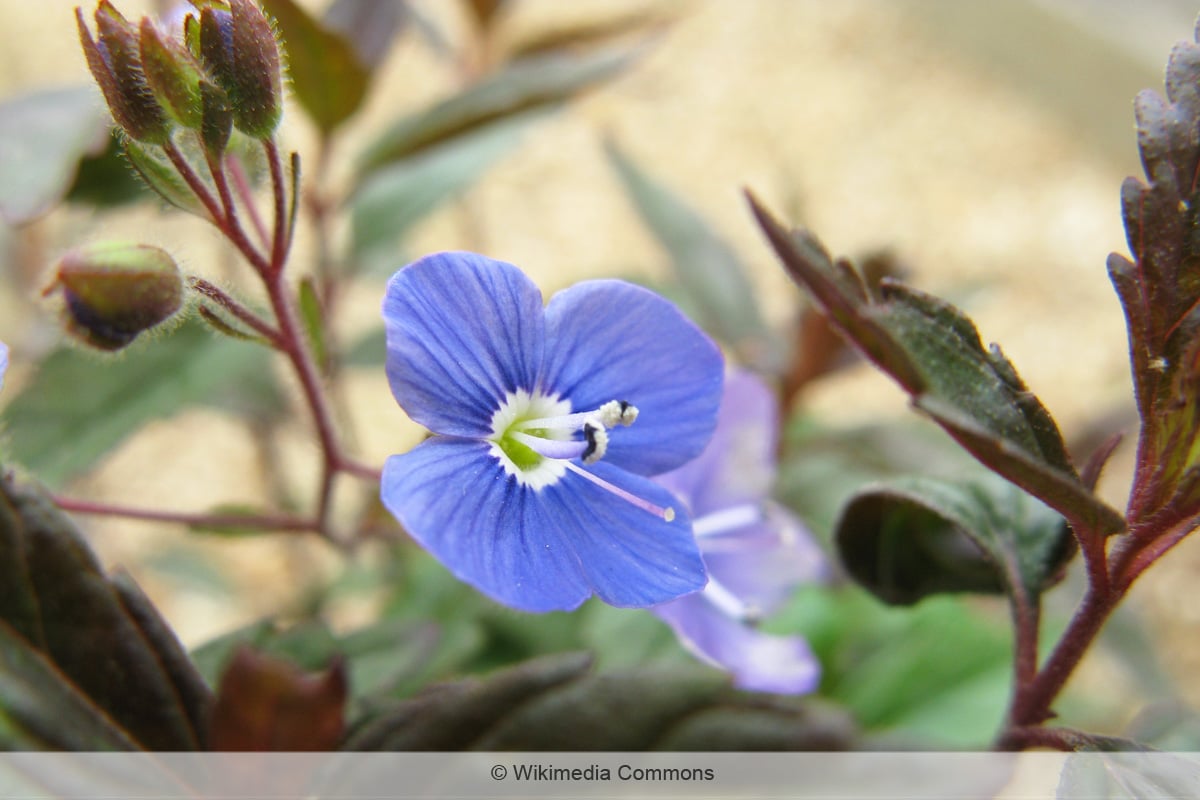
0,85 -> 111,224
354,44 -> 643,178
605,141 -> 780,370
3,320 -> 277,486
342,652 -> 856,751
748,192 -> 1124,538
351,111 -> 544,273
260,0 -> 371,134
0,622 -> 139,750
835,474 -> 1071,606
65,132 -> 145,208
771,587 -> 1012,747
776,417 -> 979,541
123,138 -> 206,215
0,474 -> 211,750
297,277 -> 327,368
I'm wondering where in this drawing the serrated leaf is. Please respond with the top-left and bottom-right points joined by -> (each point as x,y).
0,85 -> 111,224
342,652 -> 856,751
351,111 -> 543,273
0,622 -> 139,750
835,474 -> 1071,607
749,192 -> 1124,539
3,320 -> 278,486
354,44 -> 642,178
0,474 -> 209,750
260,0 -> 371,135
606,141 -> 780,370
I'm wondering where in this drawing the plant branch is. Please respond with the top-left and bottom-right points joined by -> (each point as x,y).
227,154 -> 272,250
264,138 -> 291,276
1005,584 -> 1118,732
187,275 -> 282,345
52,494 -> 315,534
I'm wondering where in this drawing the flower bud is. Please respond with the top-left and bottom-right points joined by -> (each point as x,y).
198,0 -> 283,138
46,243 -> 184,351
200,80 -> 234,158
138,17 -> 205,130
76,2 -> 171,144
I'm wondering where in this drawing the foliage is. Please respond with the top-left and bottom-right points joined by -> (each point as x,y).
2,0 -> 1200,768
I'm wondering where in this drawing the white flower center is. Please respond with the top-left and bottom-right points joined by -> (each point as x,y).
486,389 -> 673,520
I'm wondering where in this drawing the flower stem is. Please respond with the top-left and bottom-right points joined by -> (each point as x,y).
51,494 -> 315,534
264,138 -> 291,276
187,276 -> 282,346
227,155 -> 272,250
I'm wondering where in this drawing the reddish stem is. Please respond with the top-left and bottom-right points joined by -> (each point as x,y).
187,276 -> 282,345
52,494 -> 315,534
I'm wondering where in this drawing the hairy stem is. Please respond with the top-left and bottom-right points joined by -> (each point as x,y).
187,275 -> 282,345
52,494 -> 316,534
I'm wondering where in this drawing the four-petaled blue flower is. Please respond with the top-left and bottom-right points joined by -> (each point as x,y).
380,252 -> 725,612
653,369 -> 826,694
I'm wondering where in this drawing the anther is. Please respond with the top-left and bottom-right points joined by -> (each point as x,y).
581,421 -> 608,464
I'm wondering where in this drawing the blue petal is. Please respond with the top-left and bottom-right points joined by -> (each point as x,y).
654,593 -> 821,694
383,252 -> 545,437
702,504 -> 827,616
656,369 -> 779,515
543,461 -> 707,607
542,280 -> 724,475
0,341 -> 7,393
381,437 -> 591,612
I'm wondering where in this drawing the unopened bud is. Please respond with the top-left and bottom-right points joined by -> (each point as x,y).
138,17 -> 205,129
198,0 -> 282,138
200,80 -> 233,158
46,243 -> 184,351
77,2 -> 171,144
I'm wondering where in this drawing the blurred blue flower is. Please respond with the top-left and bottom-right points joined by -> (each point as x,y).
380,252 -> 724,612
653,369 -> 826,694
0,341 -> 7,393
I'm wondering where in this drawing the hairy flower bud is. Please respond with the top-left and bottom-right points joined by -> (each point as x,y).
199,80 -> 234,158
46,243 -> 184,351
77,2 -> 171,144
198,0 -> 283,138
138,17 -> 205,130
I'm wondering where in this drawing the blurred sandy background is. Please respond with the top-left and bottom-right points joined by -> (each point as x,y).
1,0 -> 1199,731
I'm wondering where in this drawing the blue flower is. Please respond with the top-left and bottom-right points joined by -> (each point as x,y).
380,252 -> 725,612
0,341 -> 7,393
653,369 -> 825,694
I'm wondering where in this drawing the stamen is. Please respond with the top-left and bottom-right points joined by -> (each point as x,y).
564,461 -> 675,521
597,399 -> 638,427
509,431 -> 589,460
518,399 -> 638,431
580,421 -> 608,464
692,503 -> 763,538
703,577 -> 759,621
